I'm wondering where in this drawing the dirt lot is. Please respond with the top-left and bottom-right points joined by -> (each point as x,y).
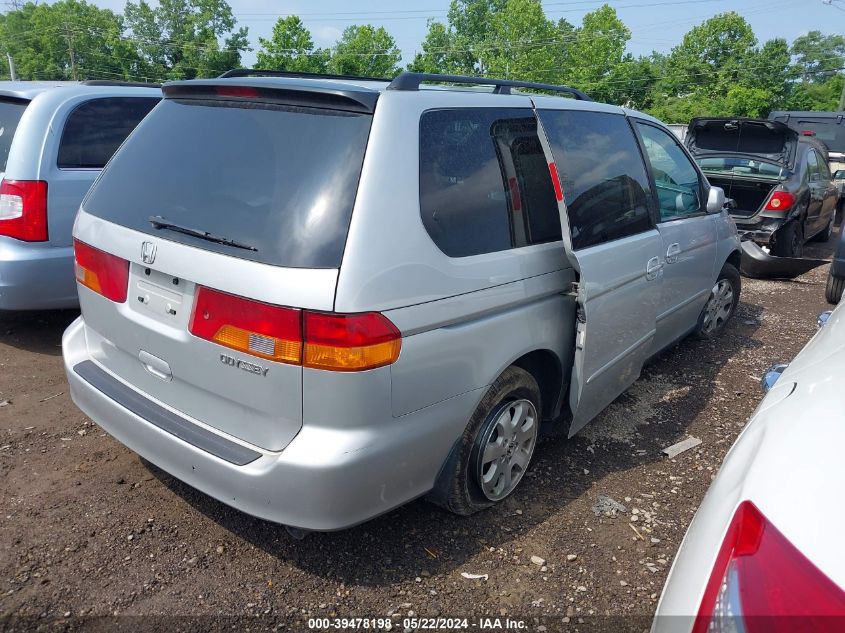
0,236 -> 838,632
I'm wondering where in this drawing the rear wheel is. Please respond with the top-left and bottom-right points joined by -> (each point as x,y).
437,366 -> 541,516
772,221 -> 803,258
694,263 -> 741,339
826,272 -> 844,305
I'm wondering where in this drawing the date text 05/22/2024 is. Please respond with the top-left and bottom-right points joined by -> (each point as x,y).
307,617 -> 529,630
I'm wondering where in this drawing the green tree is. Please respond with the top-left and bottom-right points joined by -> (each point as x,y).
567,5 -> 631,100
790,30 -> 845,82
0,0 -> 142,81
744,38 -> 791,112
123,0 -> 249,80
255,16 -> 328,73
327,24 -> 401,78
484,0 -> 561,83
604,56 -> 656,109
408,20 -> 461,74
787,74 -> 844,111
662,12 -> 757,102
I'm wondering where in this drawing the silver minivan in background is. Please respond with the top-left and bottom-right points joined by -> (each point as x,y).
62,71 -> 741,531
0,81 -> 160,310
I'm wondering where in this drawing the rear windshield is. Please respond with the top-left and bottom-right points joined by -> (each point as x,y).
792,120 -> 845,154
0,98 -> 27,171
58,97 -> 160,169
697,157 -> 783,178
83,98 -> 372,268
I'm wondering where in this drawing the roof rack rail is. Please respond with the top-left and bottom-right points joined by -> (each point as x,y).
81,80 -> 161,88
386,71 -> 592,101
218,68 -> 391,83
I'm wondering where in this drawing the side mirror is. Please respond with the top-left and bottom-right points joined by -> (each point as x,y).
761,363 -> 789,393
706,186 -> 726,213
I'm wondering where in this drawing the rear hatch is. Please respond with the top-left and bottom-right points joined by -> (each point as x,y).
75,80 -> 375,451
686,118 -> 796,217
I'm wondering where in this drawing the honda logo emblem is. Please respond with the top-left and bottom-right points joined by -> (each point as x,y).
141,241 -> 157,265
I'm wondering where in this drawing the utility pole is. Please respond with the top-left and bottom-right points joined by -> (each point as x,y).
839,77 -> 845,111
6,53 -> 16,81
64,23 -> 77,81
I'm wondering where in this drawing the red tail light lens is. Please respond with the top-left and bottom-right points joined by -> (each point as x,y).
190,287 -> 302,364
73,239 -> 129,303
304,312 -> 401,371
695,501 -> 845,633
764,191 -> 795,212
215,86 -> 259,99
0,179 -> 48,241
188,287 -> 402,370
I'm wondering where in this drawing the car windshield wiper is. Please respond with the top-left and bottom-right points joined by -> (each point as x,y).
148,216 -> 258,252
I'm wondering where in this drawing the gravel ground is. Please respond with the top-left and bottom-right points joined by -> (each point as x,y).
0,235 -> 838,632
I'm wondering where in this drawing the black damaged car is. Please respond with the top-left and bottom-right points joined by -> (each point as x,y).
686,118 -> 839,258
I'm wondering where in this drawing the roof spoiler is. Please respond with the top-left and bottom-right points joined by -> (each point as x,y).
163,80 -> 379,114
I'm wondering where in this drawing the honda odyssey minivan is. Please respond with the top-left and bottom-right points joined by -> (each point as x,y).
63,70 -> 742,531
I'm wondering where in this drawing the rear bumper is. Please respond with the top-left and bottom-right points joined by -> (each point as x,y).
0,237 -> 77,310
733,216 -> 784,246
63,317 -> 481,530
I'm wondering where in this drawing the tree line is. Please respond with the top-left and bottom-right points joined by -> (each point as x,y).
1,0 -> 843,121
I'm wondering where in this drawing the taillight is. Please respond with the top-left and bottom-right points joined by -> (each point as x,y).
0,179 -> 48,241
188,286 -> 402,371
215,86 -> 259,99
190,287 -> 302,364
304,312 -> 401,371
695,501 -> 845,633
73,239 -> 129,303
764,191 -> 795,212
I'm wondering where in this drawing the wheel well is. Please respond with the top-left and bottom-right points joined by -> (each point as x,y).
511,350 -> 562,419
726,249 -> 741,271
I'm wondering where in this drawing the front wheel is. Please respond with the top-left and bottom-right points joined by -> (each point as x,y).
694,263 -> 741,339
826,272 -> 844,305
435,366 -> 541,516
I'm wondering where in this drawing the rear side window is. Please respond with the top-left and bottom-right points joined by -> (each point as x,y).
419,108 -> 561,258
83,98 -> 372,268
0,98 -> 28,171
539,110 -> 653,250
807,150 -> 820,181
58,97 -> 160,169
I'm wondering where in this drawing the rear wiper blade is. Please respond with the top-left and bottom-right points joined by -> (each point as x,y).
148,216 -> 258,252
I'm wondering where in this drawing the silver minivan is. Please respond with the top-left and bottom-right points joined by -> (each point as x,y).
0,81 -> 160,310
63,71 -> 741,531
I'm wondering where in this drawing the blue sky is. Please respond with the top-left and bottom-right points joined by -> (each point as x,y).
89,0 -> 845,66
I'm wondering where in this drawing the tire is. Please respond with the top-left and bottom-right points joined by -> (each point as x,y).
694,263 -> 741,340
826,272 -> 845,305
772,221 -> 804,258
812,213 -> 835,242
436,366 -> 541,516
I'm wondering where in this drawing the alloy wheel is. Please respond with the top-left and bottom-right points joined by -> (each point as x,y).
476,399 -> 538,501
702,279 -> 735,335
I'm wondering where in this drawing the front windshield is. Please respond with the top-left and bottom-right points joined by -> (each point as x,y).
696,156 -> 783,178
834,170 -> 845,180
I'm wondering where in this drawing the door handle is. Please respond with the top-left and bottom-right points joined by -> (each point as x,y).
666,242 -> 681,264
646,256 -> 663,281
